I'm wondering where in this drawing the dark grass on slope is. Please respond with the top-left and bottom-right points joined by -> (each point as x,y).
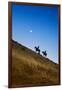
12,40 -> 59,87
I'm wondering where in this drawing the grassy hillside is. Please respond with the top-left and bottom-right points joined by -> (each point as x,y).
12,40 -> 59,87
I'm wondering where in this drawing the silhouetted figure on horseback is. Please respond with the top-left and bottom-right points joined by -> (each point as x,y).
34,46 -> 40,54
42,50 -> 47,57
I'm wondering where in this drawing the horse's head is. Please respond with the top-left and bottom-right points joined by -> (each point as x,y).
44,50 -> 46,52
38,46 -> 39,49
34,46 -> 36,49
42,50 -> 47,56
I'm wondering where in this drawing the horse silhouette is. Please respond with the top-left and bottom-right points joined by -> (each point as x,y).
42,50 -> 47,57
34,46 -> 40,54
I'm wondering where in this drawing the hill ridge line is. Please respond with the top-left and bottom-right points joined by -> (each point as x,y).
12,39 -> 58,65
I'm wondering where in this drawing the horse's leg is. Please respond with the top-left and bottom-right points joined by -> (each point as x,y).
39,50 -> 40,54
38,50 -> 40,54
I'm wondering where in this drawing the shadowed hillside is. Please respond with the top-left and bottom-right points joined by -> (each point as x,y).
12,40 -> 59,87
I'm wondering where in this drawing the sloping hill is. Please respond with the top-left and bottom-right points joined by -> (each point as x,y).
12,40 -> 59,87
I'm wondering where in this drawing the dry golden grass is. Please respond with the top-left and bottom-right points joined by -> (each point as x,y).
12,40 -> 59,87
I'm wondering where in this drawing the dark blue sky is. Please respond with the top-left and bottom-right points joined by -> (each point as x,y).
12,3 -> 59,63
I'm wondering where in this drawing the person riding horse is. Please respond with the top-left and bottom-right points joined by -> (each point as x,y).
42,50 -> 47,57
34,46 -> 40,54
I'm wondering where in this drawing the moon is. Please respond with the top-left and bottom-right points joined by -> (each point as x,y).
29,30 -> 32,33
